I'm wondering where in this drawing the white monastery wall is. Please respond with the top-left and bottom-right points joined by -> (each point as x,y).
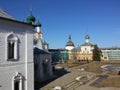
0,18 -> 34,90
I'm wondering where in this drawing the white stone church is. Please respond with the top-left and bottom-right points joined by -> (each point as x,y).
0,8 -> 34,90
0,8 -> 53,90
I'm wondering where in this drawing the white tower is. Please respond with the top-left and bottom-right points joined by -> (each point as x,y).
85,35 -> 90,43
65,35 -> 75,50
35,21 -> 42,39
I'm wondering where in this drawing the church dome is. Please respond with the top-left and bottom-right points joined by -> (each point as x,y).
66,40 -> 74,46
85,35 -> 90,39
65,35 -> 75,50
26,13 -> 35,24
65,35 -> 74,46
36,21 -> 42,27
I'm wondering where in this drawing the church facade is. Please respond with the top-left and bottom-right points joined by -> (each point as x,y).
65,35 -> 95,62
0,9 -> 34,90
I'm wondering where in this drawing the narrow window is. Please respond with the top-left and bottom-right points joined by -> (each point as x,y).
7,33 -> 18,60
14,80 -> 19,90
13,72 -> 24,90
8,42 -> 14,59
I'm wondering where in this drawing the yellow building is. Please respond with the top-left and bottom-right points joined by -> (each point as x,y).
66,35 -> 95,62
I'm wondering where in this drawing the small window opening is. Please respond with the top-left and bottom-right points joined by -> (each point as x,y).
8,42 -> 14,59
14,80 -> 19,90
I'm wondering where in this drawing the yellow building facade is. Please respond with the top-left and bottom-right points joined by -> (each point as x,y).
66,35 -> 94,62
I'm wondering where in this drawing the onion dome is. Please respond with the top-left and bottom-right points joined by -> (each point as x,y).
85,35 -> 90,39
81,35 -> 92,46
26,13 -> 35,24
36,21 -> 42,27
66,35 -> 74,46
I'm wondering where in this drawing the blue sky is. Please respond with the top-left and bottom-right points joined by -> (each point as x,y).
0,0 -> 120,48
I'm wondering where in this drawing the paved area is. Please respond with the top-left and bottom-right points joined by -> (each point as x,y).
40,65 -> 120,90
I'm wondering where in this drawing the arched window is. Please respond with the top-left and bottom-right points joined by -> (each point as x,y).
12,72 -> 24,90
7,33 -> 18,60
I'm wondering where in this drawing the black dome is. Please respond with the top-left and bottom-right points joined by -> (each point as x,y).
65,35 -> 74,46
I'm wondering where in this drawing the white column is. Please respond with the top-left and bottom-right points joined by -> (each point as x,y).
19,79 -> 22,90
14,41 -> 18,59
36,27 -> 41,33
25,32 -> 28,90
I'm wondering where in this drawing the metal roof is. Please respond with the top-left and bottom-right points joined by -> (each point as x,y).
0,8 -> 15,20
81,42 -> 94,46
34,47 -> 50,54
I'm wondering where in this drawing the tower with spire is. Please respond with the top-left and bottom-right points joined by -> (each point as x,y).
65,35 -> 75,50
26,9 -> 53,82
26,5 -> 35,25
26,7 -> 49,50
35,21 -> 42,39
85,35 -> 90,43
80,35 -> 94,60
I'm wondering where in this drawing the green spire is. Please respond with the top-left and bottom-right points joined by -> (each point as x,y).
36,21 -> 42,27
